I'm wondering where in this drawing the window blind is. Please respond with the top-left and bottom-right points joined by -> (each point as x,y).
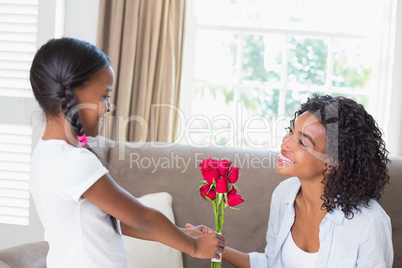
0,0 -> 39,98
0,124 -> 32,225
0,0 -> 39,225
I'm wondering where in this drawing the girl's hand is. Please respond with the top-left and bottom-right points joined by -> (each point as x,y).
192,232 -> 226,260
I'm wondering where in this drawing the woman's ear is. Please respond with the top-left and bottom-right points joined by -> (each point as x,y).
325,161 -> 339,173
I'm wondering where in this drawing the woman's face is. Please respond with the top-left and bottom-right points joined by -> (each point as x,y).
74,66 -> 114,137
276,111 -> 329,182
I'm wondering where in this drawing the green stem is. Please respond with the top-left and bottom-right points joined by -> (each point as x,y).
211,262 -> 222,268
211,195 -> 224,268
213,200 -> 218,232
215,194 -> 223,233
221,195 -> 225,231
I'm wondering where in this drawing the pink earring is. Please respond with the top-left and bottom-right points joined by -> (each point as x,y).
77,134 -> 88,146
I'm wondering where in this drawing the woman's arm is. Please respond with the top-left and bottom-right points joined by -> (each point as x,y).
356,215 -> 393,267
82,174 -> 225,259
222,247 -> 250,268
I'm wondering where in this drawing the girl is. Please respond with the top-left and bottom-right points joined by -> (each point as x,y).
29,37 -> 225,267
189,94 -> 393,267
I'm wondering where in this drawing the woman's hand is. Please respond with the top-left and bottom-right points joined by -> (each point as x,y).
182,223 -> 215,237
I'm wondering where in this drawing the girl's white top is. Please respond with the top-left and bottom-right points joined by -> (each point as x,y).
30,138 -> 126,268
281,232 -> 318,268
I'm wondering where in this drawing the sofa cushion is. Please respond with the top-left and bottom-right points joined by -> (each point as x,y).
123,192 -> 183,268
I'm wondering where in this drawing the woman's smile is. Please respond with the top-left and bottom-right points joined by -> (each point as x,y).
277,153 -> 295,164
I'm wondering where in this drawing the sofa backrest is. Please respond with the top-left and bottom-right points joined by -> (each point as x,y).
88,136 -> 402,268
380,156 -> 402,267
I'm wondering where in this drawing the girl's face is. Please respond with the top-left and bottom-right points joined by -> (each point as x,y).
74,66 -> 114,137
276,111 -> 329,182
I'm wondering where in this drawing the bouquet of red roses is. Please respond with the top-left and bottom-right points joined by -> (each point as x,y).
198,158 -> 244,268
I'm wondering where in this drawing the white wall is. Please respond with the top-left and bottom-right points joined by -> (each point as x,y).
387,0 -> 402,156
0,0 -> 100,250
37,0 -> 100,46
63,0 -> 100,44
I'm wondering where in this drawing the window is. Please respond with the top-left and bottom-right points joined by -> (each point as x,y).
181,0 -> 392,150
0,0 -> 39,225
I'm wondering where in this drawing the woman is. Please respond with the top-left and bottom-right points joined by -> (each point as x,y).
190,94 -> 393,267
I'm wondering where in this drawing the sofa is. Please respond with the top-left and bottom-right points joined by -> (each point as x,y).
0,136 -> 401,268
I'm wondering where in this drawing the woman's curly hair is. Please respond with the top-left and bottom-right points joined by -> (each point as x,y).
291,94 -> 390,219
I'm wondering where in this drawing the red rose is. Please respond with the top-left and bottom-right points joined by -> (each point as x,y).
228,167 -> 239,183
199,158 -> 213,171
201,170 -> 220,185
227,187 -> 244,207
200,184 -> 216,201
218,160 -> 232,176
210,159 -> 220,169
199,158 -> 220,184
215,176 -> 229,193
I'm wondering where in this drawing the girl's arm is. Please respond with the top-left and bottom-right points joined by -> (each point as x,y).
120,222 -> 156,241
82,173 -> 225,259
121,222 -> 212,241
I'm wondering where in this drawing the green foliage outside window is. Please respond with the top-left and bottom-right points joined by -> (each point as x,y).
242,35 -> 281,82
195,32 -> 371,118
287,37 -> 328,85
